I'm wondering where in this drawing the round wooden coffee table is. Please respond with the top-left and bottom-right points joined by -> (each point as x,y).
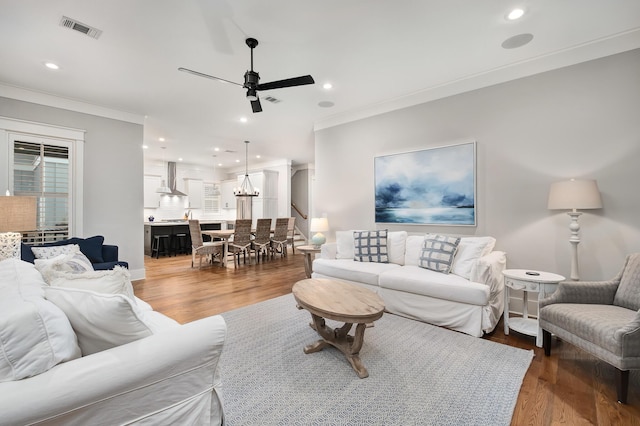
292,278 -> 385,378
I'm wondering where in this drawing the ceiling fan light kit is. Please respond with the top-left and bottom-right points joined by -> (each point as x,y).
179,37 -> 315,113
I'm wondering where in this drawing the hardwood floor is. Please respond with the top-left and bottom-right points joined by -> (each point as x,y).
134,251 -> 640,425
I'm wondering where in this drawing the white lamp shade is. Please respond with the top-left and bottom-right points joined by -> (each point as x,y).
547,179 -> 603,210
309,218 -> 329,233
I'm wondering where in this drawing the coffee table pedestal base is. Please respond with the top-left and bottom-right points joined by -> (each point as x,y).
304,313 -> 369,378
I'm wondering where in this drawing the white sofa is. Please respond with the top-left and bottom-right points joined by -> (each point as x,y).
312,231 -> 507,337
0,258 -> 226,426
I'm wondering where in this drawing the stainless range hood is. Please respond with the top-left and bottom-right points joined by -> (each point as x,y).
156,161 -> 187,196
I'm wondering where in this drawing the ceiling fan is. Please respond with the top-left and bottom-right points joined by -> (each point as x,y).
179,38 -> 315,113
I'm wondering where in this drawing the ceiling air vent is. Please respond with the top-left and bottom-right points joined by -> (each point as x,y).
264,96 -> 281,104
59,16 -> 103,39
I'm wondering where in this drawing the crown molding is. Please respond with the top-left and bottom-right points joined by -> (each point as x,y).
0,83 -> 145,125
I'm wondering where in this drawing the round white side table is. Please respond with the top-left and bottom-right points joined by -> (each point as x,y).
502,269 -> 565,347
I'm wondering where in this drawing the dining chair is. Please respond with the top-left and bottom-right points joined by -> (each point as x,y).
270,218 -> 290,258
188,220 -> 224,269
286,217 -> 296,254
251,218 -> 272,263
229,219 -> 253,266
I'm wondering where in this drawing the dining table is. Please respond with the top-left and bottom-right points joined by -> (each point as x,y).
201,229 -> 234,267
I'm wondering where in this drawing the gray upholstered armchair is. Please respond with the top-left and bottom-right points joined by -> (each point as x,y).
539,253 -> 640,404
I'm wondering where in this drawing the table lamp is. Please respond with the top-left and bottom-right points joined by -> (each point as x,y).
0,196 -> 37,261
309,218 -> 329,248
547,179 -> 602,280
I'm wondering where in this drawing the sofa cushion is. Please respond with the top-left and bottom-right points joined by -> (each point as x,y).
313,258 -> 401,286
67,236 -> 105,264
0,259 -> 81,382
387,231 -> 408,265
335,230 -> 361,259
49,266 -> 135,302
613,253 -> 640,311
354,230 -> 389,263
44,287 -> 179,356
451,237 -> 496,280
419,234 -> 460,273
404,235 -> 425,266
31,244 -> 78,259
379,265 -> 490,306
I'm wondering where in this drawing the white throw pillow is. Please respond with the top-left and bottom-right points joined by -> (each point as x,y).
387,231 -> 408,265
49,266 -> 135,302
31,244 -> 79,259
335,230 -> 357,259
44,287 -> 178,356
0,258 -> 81,382
404,235 -> 425,266
35,246 -> 93,284
451,237 -> 497,280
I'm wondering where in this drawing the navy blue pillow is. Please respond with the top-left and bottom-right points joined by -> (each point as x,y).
68,235 -> 105,264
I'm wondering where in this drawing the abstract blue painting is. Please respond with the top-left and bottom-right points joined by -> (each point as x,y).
375,142 -> 476,225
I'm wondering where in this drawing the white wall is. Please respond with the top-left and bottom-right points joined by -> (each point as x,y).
314,49 -> 640,281
0,96 -> 145,278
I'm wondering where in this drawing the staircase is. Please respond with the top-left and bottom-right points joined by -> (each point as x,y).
290,227 -> 307,253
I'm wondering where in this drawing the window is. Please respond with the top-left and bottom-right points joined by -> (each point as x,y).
11,137 -> 72,243
203,182 -> 221,215
1,117 -> 84,242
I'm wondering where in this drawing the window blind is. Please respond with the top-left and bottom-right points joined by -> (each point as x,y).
13,140 -> 70,243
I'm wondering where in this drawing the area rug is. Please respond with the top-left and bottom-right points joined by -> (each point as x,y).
219,294 -> 533,425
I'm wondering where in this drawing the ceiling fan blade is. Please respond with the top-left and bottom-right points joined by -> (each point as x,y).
256,75 -> 315,91
251,98 -> 262,113
178,67 -> 243,87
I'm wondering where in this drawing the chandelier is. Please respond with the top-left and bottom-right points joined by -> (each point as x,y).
234,141 -> 259,197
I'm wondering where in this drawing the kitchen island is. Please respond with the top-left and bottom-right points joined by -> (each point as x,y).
143,220 -> 232,256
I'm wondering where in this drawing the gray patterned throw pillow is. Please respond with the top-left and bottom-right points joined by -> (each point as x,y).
419,234 -> 461,274
353,230 -> 389,263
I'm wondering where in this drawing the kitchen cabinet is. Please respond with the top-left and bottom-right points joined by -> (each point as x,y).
220,179 -> 237,209
144,175 -> 162,208
144,221 -> 223,256
184,178 -> 203,209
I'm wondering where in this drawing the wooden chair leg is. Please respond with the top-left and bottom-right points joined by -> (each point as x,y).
617,369 -> 629,404
543,329 -> 551,356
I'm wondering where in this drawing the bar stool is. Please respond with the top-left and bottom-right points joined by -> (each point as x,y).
152,234 -> 170,258
173,233 -> 189,255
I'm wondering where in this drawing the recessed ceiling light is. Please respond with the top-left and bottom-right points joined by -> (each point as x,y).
240,117 -> 248,123
214,147 -> 220,152
44,62 -> 59,70
218,163 -> 223,167
323,83 -> 333,90
256,155 -> 261,159
507,8 -> 525,20
159,137 -> 165,142
235,159 -> 240,163
178,158 -> 183,161
142,145 -> 148,149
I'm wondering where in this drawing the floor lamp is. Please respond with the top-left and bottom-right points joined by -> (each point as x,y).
0,196 -> 37,261
547,179 -> 603,280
